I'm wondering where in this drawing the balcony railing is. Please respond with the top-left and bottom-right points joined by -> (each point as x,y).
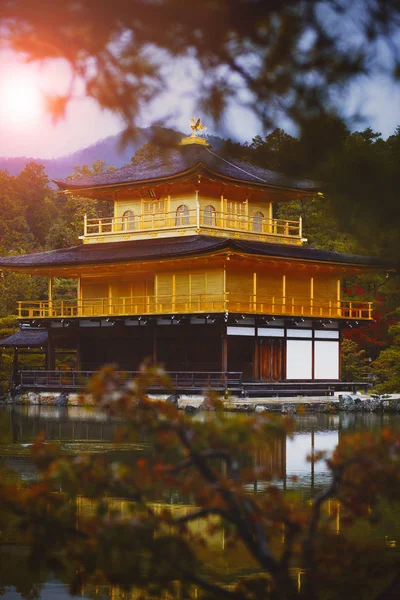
82,209 -> 303,242
17,294 -> 373,320
18,370 -> 243,392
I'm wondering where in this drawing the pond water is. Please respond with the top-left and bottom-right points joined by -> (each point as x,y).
0,405 -> 399,599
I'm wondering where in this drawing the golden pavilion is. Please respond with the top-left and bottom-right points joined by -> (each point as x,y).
0,124 -> 385,396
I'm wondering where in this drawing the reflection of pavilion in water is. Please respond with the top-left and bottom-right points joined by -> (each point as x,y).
3,405 -> 121,444
4,407 -> 342,492
76,495 -> 342,600
1,407 -> 399,600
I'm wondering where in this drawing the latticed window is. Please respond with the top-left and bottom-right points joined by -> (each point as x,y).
122,210 -> 136,231
176,204 -> 190,226
226,201 -> 246,228
143,199 -> 165,214
204,204 -> 216,226
227,201 -> 246,217
252,212 -> 264,232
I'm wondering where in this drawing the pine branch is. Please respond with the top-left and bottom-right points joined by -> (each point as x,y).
173,507 -> 231,525
181,569 -> 245,600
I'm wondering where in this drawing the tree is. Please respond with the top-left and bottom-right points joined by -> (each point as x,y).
340,338 -> 370,382
3,1 -> 400,138
68,159 -> 116,179
250,129 -> 301,174
1,366 -> 400,600
45,160 -> 116,248
0,171 -> 36,255
371,314 -> 400,392
15,163 -> 58,247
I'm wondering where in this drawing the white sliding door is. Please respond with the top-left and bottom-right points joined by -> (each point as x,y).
314,341 -> 339,379
286,340 -> 312,380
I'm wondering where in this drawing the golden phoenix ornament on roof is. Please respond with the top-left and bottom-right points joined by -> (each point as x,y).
190,117 -> 207,136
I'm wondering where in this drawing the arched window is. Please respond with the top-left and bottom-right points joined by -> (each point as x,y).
176,204 -> 189,226
122,210 -> 136,231
252,212 -> 264,233
203,204 -> 216,226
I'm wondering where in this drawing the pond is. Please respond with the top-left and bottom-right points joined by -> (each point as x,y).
0,405 -> 399,599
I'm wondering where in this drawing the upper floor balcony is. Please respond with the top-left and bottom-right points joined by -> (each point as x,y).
17,294 -> 373,321
81,208 -> 304,245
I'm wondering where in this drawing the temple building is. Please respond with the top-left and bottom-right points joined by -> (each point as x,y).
0,124 -> 386,396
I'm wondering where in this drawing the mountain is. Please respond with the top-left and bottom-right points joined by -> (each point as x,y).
0,128 -> 225,179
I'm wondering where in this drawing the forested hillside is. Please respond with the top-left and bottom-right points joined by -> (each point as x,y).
0,127 -> 225,178
1,124 -> 400,392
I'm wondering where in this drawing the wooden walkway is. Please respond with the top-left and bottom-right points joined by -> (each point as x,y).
15,370 -> 369,397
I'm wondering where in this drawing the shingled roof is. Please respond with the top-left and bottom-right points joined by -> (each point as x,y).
0,236 -> 388,270
54,144 -> 318,192
0,328 -> 48,347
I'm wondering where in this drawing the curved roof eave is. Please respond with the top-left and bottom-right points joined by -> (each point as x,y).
0,236 -> 391,273
53,163 -> 205,193
53,161 -> 319,195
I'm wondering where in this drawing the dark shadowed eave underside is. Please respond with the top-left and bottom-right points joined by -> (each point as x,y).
53,145 -> 319,193
0,236 -> 390,271
0,328 -> 48,348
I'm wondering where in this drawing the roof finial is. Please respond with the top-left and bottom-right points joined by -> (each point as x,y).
190,117 -> 207,136
180,117 -> 209,146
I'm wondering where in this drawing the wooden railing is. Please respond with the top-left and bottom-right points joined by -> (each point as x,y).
18,370 -> 243,392
17,294 -> 373,320
83,209 -> 302,240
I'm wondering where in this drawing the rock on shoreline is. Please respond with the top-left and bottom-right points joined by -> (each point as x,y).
2,392 -> 400,414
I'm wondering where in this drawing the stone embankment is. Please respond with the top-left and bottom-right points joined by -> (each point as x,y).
2,391 -> 400,414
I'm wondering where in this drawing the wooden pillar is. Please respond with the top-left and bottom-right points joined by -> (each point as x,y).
221,325 -> 228,373
153,325 -> 157,366
268,202 -> 273,233
9,347 -> 19,396
46,333 -> 55,371
282,274 -> 286,314
253,271 -> 257,313
155,274 -> 159,311
183,329 -> 188,371
195,189 -> 200,229
77,277 -> 82,316
76,333 -> 81,371
48,276 -> 53,316
172,274 -> 176,313
166,193 -> 171,226
108,283 -> 112,316
223,263 -> 227,311
253,333 -> 259,382
310,276 -> 314,316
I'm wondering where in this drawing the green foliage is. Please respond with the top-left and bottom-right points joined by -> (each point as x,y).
129,141 -> 162,165
3,1 -> 400,137
0,272 -> 47,318
15,163 -> 58,247
0,163 -> 56,255
340,339 -> 370,382
68,159 -> 115,179
1,367 -> 400,599
371,316 -> 400,393
0,316 -> 18,396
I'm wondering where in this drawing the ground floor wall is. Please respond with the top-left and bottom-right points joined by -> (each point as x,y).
41,317 -> 341,382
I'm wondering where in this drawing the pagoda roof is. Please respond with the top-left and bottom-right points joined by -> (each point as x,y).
0,327 -> 48,348
0,236 -> 388,271
54,144 -> 318,193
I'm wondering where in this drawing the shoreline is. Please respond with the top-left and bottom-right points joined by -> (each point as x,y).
2,391 -> 400,413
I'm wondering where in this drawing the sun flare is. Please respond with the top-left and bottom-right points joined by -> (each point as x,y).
0,76 -> 43,124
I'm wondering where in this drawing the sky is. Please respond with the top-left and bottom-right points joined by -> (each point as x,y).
1,49 -> 400,159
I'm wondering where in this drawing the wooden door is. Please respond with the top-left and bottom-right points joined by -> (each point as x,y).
259,338 -> 284,381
